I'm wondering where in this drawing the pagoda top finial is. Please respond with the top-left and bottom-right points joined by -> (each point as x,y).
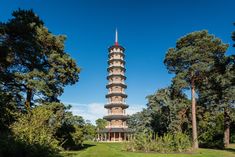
115,28 -> 118,46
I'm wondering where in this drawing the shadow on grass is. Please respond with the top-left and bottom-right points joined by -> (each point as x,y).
225,148 -> 235,154
224,145 -> 235,154
200,143 -> 235,154
82,143 -> 96,150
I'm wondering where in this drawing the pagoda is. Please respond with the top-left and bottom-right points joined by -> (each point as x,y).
98,29 -> 132,142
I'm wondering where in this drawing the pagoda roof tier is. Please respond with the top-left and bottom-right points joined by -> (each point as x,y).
103,114 -> 128,120
104,103 -> 129,109
108,45 -> 125,52
108,59 -> 126,65
105,93 -> 127,98
107,66 -> 126,72
98,128 -> 133,133
108,51 -> 125,58
107,74 -> 126,80
106,83 -> 127,88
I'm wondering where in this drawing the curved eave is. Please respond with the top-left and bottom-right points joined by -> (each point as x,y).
103,115 -> 128,120
106,83 -> 127,89
108,45 -> 125,52
104,103 -> 129,109
108,59 -> 126,65
107,74 -> 126,80
105,93 -> 127,98
107,66 -> 126,72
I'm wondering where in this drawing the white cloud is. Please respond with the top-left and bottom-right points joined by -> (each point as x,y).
63,101 -> 145,124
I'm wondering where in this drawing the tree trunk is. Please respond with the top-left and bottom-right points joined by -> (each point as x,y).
25,88 -> 32,110
191,79 -> 199,149
224,107 -> 230,147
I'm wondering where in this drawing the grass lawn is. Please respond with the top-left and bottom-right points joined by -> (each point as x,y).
61,142 -> 235,157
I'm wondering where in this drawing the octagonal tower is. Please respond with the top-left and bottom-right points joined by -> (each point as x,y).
98,29 -> 132,142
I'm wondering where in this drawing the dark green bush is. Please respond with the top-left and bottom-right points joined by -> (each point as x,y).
198,112 -> 224,149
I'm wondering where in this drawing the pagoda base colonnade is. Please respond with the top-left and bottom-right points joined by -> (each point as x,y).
97,132 -> 133,142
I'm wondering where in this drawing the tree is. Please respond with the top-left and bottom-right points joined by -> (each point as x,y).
95,118 -> 107,132
45,103 -> 86,150
128,88 -> 190,137
146,87 -> 190,136
164,30 -> 228,149
0,9 -> 80,110
199,55 -> 235,147
127,109 -> 152,134
83,121 -> 96,140
232,23 -> 235,47
0,90 -> 19,132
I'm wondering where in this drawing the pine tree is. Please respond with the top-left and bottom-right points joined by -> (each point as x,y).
164,30 -> 228,149
0,9 -> 80,110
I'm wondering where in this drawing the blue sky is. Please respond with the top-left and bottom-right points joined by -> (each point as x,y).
1,0 -> 235,123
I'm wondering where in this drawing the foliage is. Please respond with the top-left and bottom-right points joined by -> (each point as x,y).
4,102 -> 87,156
0,9 -> 82,156
124,132 -> 191,153
53,104 -> 85,150
164,30 -> 228,90
128,31 -> 232,150
0,9 -> 80,110
128,87 -> 190,137
0,133 -> 61,157
95,118 -> 108,132
197,110 -> 224,149
9,104 -> 61,157
127,109 -> 152,133
198,43 -> 234,147
164,30 -> 228,149
147,87 -> 190,135
83,122 -> 96,140
0,90 -> 19,132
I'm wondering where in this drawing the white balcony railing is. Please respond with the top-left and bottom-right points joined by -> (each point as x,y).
106,125 -> 128,128
107,113 -> 126,115
107,110 -> 126,115
108,81 -> 125,85
110,57 -> 124,60
107,101 -> 126,104
108,91 -> 125,94
109,72 -> 125,76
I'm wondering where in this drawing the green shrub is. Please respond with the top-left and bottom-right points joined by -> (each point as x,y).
0,103 -> 87,156
124,132 -> 191,153
173,132 -> 191,152
9,106 -> 61,157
